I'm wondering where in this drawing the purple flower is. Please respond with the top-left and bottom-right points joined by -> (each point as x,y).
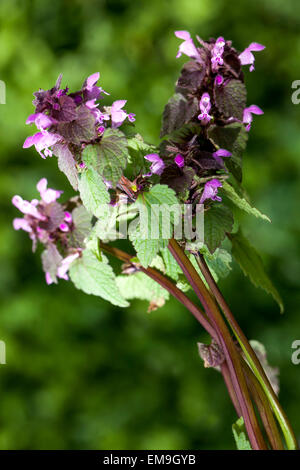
211,37 -> 226,72
212,148 -> 232,165
59,223 -> 69,232
128,113 -> 136,123
23,131 -> 61,158
82,72 -> 108,101
174,154 -> 185,168
26,113 -> 55,130
46,252 -> 80,285
144,153 -> 165,176
200,179 -> 222,204
64,211 -> 72,223
198,93 -> 212,124
12,178 -> 64,250
214,74 -> 224,86
175,31 -> 201,60
110,100 -> 134,128
243,105 -> 264,131
36,178 -> 63,203
239,42 -> 265,72
12,195 -> 45,220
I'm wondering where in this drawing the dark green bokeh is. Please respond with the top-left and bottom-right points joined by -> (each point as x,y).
0,0 -> 299,449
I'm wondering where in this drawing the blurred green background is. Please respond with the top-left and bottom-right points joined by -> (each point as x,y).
0,0 -> 299,450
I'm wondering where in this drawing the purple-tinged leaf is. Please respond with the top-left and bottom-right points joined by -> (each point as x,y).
53,143 -> 79,190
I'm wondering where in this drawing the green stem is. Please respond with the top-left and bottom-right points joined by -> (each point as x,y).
195,252 -> 298,450
168,239 -> 267,450
242,358 -> 284,450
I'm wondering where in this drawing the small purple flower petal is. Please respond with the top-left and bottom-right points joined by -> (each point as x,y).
45,272 -> 54,285
36,178 -> 63,203
128,113 -> 136,122
26,113 -> 54,130
110,100 -> 128,128
200,179 -> 222,204
198,93 -> 213,124
12,195 -> 45,220
57,252 -> 80,280
174,154 -> 185,168
211,37 -> 226,71
213,149 -> 232,158
214,75 -> 224,86
243,105 -> 264,131
86,72 -> 100,89
199,93 -> 211,113
59,223 -> 69,232
239,42 -> 265,72
23,131 -> 61,158
64,211 -> 72,223
13,217 -> 32,232
144,153 -> 165,175
174,30 -> 201,60
212,148 -> 232,166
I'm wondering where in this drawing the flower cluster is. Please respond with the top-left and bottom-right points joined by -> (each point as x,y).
12,178 -> 82,284
23,73 -> 135,159
13,31 -> 266,286
151,31 -> 266,205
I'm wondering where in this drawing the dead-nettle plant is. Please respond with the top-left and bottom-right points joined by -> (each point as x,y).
12,31 -> 298,450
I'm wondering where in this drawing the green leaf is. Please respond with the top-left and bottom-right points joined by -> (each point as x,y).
204,204 -> 234,254
201,247 -> 232,280
127,134 -> 156,177
160,247 -> 182,281
232,417 -> 252,450
214,79 -> 247,120
116,272 -> 169,302
78,168 -> 110,217
208,123 -> 248,182
69,206 -> 92,248
222,181 -> 271,222
129,184 -> 180,267
94,203 -> 138,242
230,230 -> 284,313
69,249 -> 129,307
82,128 -> 128,185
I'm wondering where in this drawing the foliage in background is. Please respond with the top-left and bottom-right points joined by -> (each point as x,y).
0,0 -> 300,449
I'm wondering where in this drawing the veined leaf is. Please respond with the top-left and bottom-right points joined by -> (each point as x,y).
78,167 -> 110,217
69,205 -> 92,248
127,134 -> 156,177
201,247 -> 232,280
204,204 -> 234,254
232,417 -> 252,450
116,272 -> 169,302
82,128 -> 128,185
160,246 -> 182,281
230,230 -> 284,313
214,79 -> 247,120
222,181 -> 271,222
160,93 -> 198,138
129,184 -> 180,267
69,250 -> 129,307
